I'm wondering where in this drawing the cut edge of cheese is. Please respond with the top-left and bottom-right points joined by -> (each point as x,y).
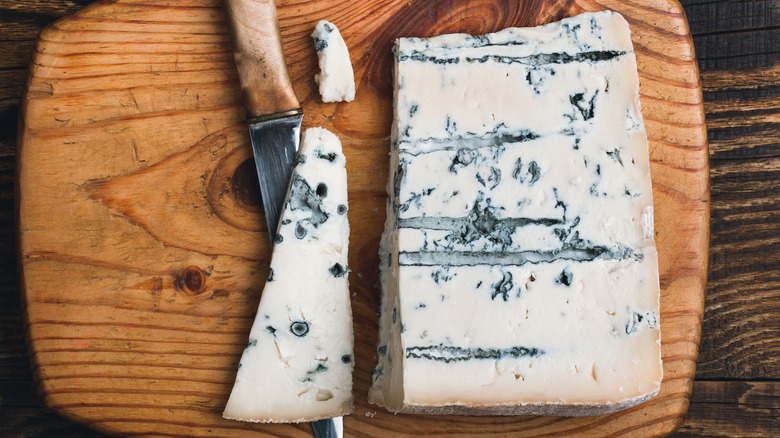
223,127 -> 354,423
372,392 -> 660,417
369,10 -> 662,417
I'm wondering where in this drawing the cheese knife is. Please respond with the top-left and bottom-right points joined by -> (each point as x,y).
223,0 -> 301,243
222,1 -> 342,437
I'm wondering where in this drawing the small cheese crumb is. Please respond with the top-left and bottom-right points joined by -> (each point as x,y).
311,20 -> 355,102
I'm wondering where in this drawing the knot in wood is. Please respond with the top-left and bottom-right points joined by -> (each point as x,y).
231,158 -> 261,208
178,266 -> 207,295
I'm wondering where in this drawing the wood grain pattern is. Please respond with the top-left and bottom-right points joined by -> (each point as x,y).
685,0 -> 780,382
697,156 -> 780,379
17,0 -> 709,436
675,381 -> 780,437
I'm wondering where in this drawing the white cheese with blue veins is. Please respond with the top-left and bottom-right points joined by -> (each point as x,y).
223,127 -> 353,423
369,11 -> 662,416
312,20 -> 355,102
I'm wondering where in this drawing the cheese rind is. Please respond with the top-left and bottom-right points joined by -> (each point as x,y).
312,20 -> 355,102
369,11 -> 662,416
223,127 -> 353,423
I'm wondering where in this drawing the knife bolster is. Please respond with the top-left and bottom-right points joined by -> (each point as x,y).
247,108 -> 303,125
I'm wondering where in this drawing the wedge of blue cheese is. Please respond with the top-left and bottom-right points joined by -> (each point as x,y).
312,20 -> 355,102
369,11 -> 662,416
223,127 -> 353,423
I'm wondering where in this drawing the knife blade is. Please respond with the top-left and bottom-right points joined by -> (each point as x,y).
247,112 -> 301,242
222,1 -> 342,436
311,416 -> 343,438
223,0 -> 302,240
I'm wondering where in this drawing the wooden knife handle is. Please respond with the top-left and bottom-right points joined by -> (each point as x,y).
223,0 -> 301,120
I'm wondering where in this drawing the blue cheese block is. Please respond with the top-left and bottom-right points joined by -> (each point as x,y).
223,127 -> 353,423
369,11 -> 662,416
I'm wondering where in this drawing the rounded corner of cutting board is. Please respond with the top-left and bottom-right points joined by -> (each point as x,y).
19,0 -> 707,436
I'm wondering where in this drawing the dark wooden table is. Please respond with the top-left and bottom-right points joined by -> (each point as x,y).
1,0 -> 777,436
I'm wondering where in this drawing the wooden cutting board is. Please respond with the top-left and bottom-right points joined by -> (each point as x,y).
17,0 -> 709,436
